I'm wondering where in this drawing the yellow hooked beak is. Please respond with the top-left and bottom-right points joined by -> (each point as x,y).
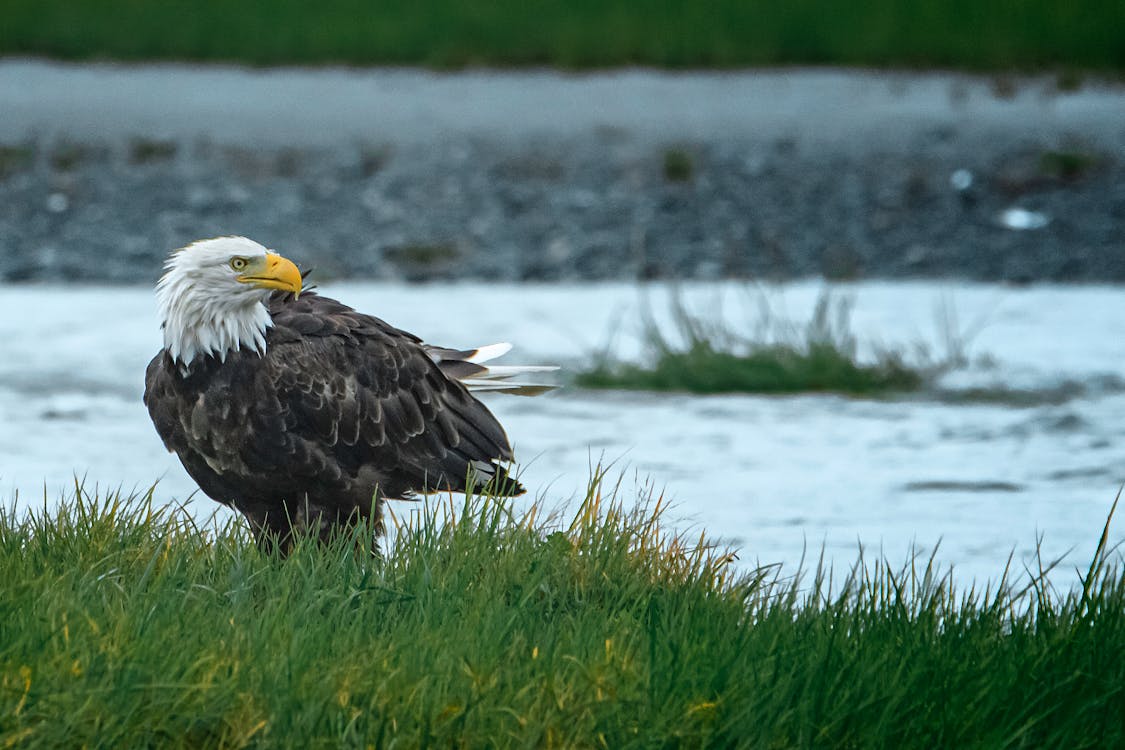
237,252 -> 303,297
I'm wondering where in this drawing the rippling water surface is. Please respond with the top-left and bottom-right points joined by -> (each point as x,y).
2,281 -> 1123,586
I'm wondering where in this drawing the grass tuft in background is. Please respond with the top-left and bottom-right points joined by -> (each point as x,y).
576,289 -> 961,395
1,475 -> 1124,746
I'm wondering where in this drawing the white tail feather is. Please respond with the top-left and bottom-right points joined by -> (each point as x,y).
466,342 -> 513,363
461,361 -> 560,396
470,364 -> 559,378
461,381 -> 557,396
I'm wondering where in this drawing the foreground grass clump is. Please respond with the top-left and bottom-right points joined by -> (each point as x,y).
3,0 -> 1125,71
577,291 -> 939,395
2,477 -> 1124,747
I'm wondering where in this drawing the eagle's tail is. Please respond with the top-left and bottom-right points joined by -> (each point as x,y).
469,459 -> 526,497
426,342 -> 558,396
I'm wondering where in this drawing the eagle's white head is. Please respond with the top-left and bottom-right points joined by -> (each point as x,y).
156,236 -> 303,369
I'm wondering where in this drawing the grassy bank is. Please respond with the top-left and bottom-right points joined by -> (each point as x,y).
2,477 -> 1124,747
577,291 -> 949,396
3,0 -> 1124,71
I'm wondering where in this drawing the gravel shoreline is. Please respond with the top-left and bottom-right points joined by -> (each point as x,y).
2,61 -> 1123,283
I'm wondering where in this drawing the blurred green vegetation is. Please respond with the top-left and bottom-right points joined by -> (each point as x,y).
2,0 -> 1124,70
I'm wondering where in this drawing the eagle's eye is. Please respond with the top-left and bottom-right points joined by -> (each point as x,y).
230,257 -> 249,271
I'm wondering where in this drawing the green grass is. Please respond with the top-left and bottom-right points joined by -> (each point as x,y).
577,290 -> 942,396
2,0 -> 1125,71
2,474 -> 1124,747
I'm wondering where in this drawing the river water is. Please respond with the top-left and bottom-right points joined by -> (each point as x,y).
2,280 -> 1123,587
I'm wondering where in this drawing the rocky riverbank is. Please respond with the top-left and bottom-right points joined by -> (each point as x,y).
2,61 -> 1123,283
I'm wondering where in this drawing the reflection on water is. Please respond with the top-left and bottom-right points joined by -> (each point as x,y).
1,280 -> 1123,587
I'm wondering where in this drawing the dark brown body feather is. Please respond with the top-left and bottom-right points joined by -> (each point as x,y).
144,291 -> 523,549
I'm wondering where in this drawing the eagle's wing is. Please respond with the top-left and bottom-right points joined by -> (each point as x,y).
261,292 -> 523,499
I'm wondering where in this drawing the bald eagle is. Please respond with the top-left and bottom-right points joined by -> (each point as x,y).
144,236 -> 553,551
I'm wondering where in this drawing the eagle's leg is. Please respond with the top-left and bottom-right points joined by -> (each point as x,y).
324,497 -> 386,558
232,502 -> 298,556
236,497 -> 385,557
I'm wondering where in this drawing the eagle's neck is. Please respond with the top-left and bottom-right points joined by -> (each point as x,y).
157,273 -> 273,373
